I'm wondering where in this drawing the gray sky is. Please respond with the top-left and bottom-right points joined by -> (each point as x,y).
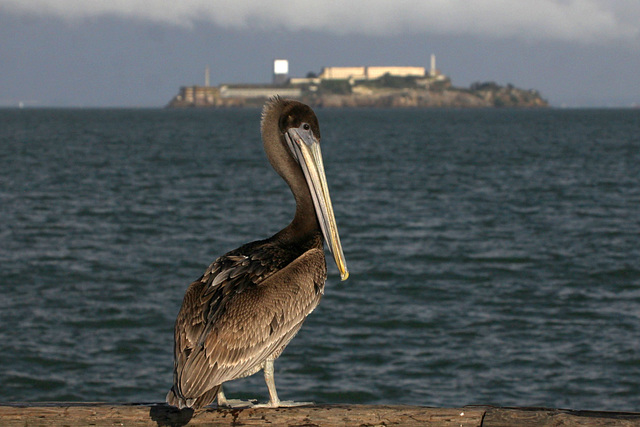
1,0 -> 639,107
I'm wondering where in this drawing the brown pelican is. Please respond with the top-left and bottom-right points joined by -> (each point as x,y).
166,97 -> 348,410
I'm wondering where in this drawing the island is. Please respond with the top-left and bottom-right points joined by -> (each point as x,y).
166,57 -> 548,108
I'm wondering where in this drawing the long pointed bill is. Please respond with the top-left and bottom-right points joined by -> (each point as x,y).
286,128 -> 349,281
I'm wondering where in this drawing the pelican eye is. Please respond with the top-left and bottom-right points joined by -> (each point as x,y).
303,123 -> 310,131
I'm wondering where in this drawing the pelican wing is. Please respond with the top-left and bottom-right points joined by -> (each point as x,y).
173,244 -> 326,399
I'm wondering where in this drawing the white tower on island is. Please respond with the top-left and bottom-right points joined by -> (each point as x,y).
429,54 -> 437,77
273,59 -> 289,85
205,65 -> 210,87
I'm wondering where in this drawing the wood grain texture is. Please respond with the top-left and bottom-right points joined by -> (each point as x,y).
1,403 -> 639,426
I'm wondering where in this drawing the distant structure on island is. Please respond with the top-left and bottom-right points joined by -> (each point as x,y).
167,56 -> 547,108
273,59 -> 289,85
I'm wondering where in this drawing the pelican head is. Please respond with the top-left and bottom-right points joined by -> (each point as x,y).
262,97 -> 348,281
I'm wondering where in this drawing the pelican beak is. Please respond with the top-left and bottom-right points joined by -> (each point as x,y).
285,127 -> 349,281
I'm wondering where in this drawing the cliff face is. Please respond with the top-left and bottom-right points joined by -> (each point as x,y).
167,81 -> 548,109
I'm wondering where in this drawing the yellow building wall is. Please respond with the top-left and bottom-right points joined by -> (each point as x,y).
319,66 -> 426,80
319,67 -> 366,80
366,66 -> 426,79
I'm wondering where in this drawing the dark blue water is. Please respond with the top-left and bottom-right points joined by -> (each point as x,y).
1,108 -> 639,411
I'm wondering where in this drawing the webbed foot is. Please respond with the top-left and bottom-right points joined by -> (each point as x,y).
251,400 -> 314,408
217,398 -> 259,409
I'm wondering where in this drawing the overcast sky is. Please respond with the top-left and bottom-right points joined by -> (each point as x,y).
1,0 -> 639,107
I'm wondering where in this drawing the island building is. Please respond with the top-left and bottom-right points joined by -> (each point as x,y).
289,54 -> 443,85
168,56 -> 449,107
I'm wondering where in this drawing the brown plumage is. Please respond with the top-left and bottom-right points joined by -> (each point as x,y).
166,97 -> 348,410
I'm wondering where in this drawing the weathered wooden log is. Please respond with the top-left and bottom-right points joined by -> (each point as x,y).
0,403 -> 638,426
481,406 -> 640,427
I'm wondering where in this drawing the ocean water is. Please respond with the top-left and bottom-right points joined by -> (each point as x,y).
1,107 -> 639,411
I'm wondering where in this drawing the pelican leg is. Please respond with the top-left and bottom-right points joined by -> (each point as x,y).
216,384 -> 257,409
264,358 -> 280,407
252,359 -> 313,408
216,386 -> 228,407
